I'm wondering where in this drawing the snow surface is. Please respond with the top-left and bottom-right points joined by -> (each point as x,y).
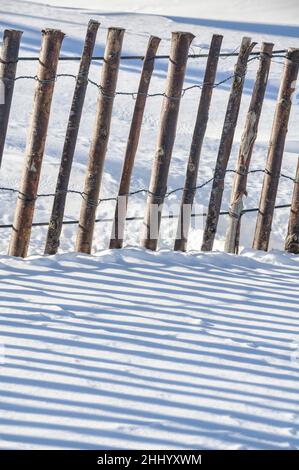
1,248 -> 299,449
0,0 -> 299,450
20,0 -> 299,26
0,0 -> 299,253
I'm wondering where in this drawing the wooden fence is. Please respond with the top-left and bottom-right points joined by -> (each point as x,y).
0,21 -> 299,257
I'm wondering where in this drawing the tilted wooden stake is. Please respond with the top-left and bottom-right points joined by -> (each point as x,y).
253,48 -> 299,251
201,37 -> 256,252
8,29 -> 64,258
109,35 -> 161,249
224,42 -> 273,254
75,27 -> 124,254
44,20 -> 100,255
0,29 -> 23,168
285,158 -> 299,254
140,31 -> 195,251
174,34 -> 223,252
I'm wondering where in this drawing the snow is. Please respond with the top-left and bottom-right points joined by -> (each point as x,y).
0,0 -> 299,254
19,0 -> 299,26
1,248 -> 299,449
0,0 -> 299,450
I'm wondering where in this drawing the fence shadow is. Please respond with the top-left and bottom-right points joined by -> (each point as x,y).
101,12 -> 299,38
0,248 -> 299,449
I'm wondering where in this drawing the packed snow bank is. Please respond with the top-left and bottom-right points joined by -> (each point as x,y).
0,248 -> 299,449
23,0 -> 299,27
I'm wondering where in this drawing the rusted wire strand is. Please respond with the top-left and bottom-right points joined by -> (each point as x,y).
1,52 -> 289,100
0,168 -> 296,206
10,49 -> 287,62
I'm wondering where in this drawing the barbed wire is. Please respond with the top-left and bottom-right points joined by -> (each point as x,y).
0,204 -> 292,230
0,55 -> 263,101
5,71 -> 242,100
1,49 -> 287,63
1,51 -> 289,101
0,167 -> 295,229
0,168 -> 297,207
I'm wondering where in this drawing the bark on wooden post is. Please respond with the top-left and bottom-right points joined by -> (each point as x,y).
140,31 -> 195,251
253,48 -> 299,251
224,42 -> 273,254
285,158 -> 299,253
109,35 -> 161,249
8,29 -> 64,258
0,29 -> 23,168
201,37 -> 256,252
174,34 -> 223,252
75,27 -> 125,254
44,20 -> 100,255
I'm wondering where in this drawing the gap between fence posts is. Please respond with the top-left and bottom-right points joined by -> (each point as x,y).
44,20 -> 100,255
285,158 -> 299,254
174,34 -> 223,252
201,36 -> 256,252
0,29 -> 23,169
253,48 -> 299,252
8,29 -> 65,258
75,27 -> 125,254
224,42 -> 274,254
109,35 -> 161,249
140,31 -> 195,251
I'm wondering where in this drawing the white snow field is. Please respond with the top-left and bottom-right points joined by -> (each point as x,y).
0,0 -> 299,450
0,248 -> 299,449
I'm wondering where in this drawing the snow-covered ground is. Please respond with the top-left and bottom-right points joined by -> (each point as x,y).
1,248 -> 299,449
0,0 -> 299,450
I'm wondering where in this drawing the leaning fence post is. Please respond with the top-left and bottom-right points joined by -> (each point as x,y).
201,37 -> 256,252
224,42 -> 273,254
8,29 -> 64,258
109,35 -> 161,249
44,20 -> 100,255
253,48 -> 299,251
140,31 -> 195,251
285,158 -> 299,254
75,27 -> 125,254
0,29 -> 23,169
174,34 -> 223,252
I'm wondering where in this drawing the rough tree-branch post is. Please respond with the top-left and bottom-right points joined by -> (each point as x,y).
253,48 -> 299,251
174,34 -> 223,252
75,27 -> 125,254
224,42 -> 273,253
140,31 -> 195,251
109,35 -> 161,249
8,29 -> 64,258
201,37 -> 256,252
44,20 -> 100,255
285,158 -> 299,254
0,29 -> 22,168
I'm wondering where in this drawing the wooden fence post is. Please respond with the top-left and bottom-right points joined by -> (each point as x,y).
140,31 -> 195,251
201,37 -> 256,252
224,42 -> 273,253
8,29 -> 64,258
285,158 -> 299,253
253,48 -> 299,251
0,29 -> 22,168
109,35 -> 161,249
174,34 -> 223,252
75,27 -> 124,254
44,20 -> 100,255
